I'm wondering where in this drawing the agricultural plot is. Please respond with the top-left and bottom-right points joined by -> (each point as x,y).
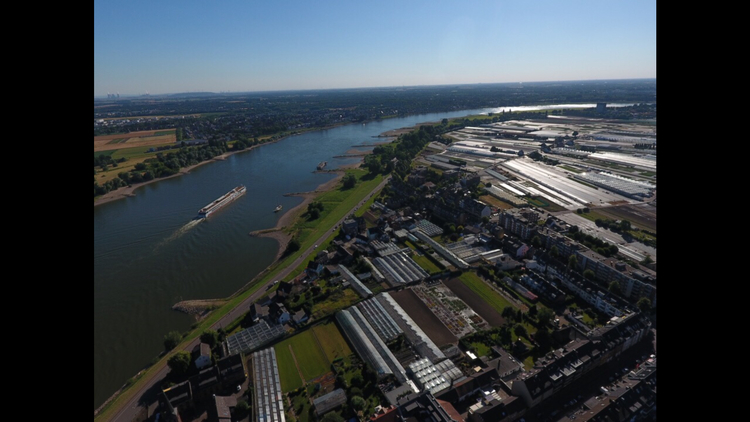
273,342 -> 304,392
94,129 -> 176,152
389,288 -> 457,348
287,330 -> 330,381
274,322 -> 351,393
591,203 -> 656,233
411,284 -> 484,337
311,321 -> 352,363
444,274 -> 511,327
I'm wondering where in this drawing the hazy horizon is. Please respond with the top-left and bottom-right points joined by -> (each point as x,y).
93,77 -> 656,100
94,0 -> 656,98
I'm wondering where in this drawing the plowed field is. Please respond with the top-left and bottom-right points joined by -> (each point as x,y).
389,289 -> 457,347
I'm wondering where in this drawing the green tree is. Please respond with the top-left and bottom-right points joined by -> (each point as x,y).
167,351 -> 192,377
235,399 -> 250,418
534,326 -> 553,351
350,373 -> 364,387
502,306 -> 516,321
528,305 -> 538,318
164,330 -> 182,351
568,254 -> 578,271
513,324 -> 527,338
343,174 -> 357,189
200,329 -> 220,348
351,396 -> 366,412
321,413 -> 345,422
608,280 -> 622,295
583,269 -> 595,281
537,307 -> 554,327
284,238 -> 301,256
531,235 -> 541,248
550,245 -> 559,259
637,297 -> 652,313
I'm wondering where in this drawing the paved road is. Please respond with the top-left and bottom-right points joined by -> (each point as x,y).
102,175 -> 391,422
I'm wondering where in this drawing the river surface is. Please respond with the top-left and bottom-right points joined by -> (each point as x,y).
93,103 -> 636,410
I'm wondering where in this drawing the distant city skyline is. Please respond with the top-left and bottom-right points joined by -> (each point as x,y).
94,0 -> 656,98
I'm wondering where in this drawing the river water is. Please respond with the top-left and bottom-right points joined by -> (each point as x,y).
93,103 -> 636,410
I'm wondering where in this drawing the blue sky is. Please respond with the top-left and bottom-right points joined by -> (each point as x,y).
94,0 -> 656,97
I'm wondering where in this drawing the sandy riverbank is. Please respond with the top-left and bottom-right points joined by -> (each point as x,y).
249,162 -> 361,262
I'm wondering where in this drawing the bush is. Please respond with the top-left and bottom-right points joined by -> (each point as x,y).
163,330 -> 182,351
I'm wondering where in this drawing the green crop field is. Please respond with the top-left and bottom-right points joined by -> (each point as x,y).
273,342 -> 304,392
458,272 -> 513,314
410,253 -> 442,273
311,322 -> 352,362
276,329 -> 330,382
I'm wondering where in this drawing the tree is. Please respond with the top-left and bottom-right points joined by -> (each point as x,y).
531,235 -> 541,248
568,254 -> 578,271
583,269 -> 595,281
608,281 -> 622,295
528,305 -> 538,318
343,174 -> 357,189
351,396 -> 367,412
284,238 -> 301,256
321,413 -> 345,422
200,329 -> 220,348
513,324 -> 527,338
637,297 -> 652,313
550,245 -> 559,259
235,400 -> 250,418
350,373 -> 364,387
167,351 -> 192,377
164,330 -> 182,351
534,326 -> 553,351
537,307 -> 554,327
502,306 -> 516,321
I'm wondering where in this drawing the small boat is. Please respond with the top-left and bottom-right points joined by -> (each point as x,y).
274,205 -> 282,212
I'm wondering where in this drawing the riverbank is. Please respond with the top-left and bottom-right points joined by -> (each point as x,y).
249,162 -> 361,262
93,124 -> 348,208
93,119 -> 425,208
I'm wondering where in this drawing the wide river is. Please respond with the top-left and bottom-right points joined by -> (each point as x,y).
93,103 -> 632,410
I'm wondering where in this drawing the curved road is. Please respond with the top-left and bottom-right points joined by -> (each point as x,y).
102,175 -> 390,422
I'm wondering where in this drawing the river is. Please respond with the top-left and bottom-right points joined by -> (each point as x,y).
93,103 -> 635,410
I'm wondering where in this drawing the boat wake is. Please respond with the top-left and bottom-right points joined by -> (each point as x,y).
154,219 -> 202,251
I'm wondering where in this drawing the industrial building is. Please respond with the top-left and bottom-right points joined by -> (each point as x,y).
251,347 -> 285,422
335,307 -> 408,383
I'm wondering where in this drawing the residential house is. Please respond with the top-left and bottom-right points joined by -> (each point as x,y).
193,343 -> 212,370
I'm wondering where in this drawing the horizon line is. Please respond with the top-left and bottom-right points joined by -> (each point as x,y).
94,77 -> 656,100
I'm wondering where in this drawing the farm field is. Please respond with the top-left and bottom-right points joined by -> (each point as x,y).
94,129 -> 176,152
311,321 -> 352,363
443,277 -> 506,327
389,288 -> 457,348
479,195 -> 516,211
273,341 -> 304,392
591,203 -> 656,233
456,272 -> 516,315
274,321 -> 351,393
